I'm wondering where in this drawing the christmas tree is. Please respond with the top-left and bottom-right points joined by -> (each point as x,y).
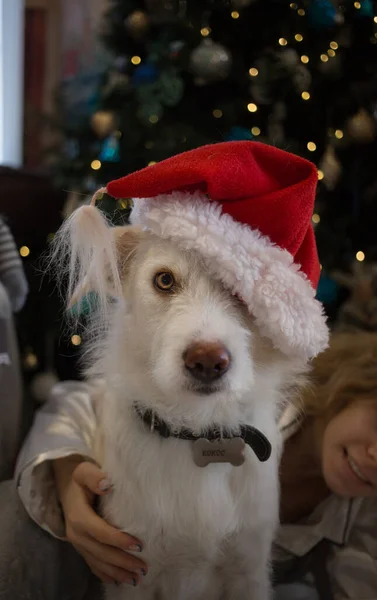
22,0 -> 377,389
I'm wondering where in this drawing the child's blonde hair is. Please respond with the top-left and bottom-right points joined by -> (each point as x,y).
302,332 -> 377,421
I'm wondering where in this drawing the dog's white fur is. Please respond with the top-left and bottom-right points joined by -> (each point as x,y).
54,207 -> 309,600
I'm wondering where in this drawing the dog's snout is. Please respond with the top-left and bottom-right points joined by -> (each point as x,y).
183,342 -> 231,384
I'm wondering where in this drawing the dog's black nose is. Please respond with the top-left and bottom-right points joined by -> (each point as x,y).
183,342 -> 231,384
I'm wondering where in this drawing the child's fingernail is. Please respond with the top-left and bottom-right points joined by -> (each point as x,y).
131,578 -> 137,587
139,568 -> 147,577
98,478 -> 113,492
128,544 -> 142,552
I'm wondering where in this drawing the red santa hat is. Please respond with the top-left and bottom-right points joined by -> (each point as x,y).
101,141 -> 328,359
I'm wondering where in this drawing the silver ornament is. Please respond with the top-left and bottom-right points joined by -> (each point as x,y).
347,109 -> 376,143
279,48 -> 299,71
190,39 -> 232,84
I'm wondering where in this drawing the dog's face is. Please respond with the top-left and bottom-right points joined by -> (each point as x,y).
87,227 -> 302,428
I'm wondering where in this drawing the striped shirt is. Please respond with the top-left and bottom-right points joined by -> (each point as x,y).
0,218 -> 22,275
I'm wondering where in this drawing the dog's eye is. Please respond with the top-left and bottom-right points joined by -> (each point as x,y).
154,271 -> 175,292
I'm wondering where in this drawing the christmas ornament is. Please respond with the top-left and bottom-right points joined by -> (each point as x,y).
319,145 -> 342,190
132,63 -> 159,86
69,291 -> 99,318
158,70 -> 184,106
99,134 -> 121,162
190,39 -> 232,85
346,109 -> 376,143
125,10 -> 149,38
315,272 -> 339,305
358,0 -> 373,17
279,48 -> 299,70
307,0 -> 344,29
226,126 -> 253,142
91,110 -> 116,138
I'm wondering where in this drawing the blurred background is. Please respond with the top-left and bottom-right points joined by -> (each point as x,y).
2,0 -> 377,414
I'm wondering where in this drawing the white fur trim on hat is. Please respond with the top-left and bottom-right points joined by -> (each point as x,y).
130,190 -> 329,359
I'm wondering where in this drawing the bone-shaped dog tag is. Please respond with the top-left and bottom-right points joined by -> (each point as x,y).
193,438 -> 246,467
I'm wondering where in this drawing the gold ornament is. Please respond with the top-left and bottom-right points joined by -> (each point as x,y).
125,11 -> 149,38
90,111 -> 116,138
346,109 -> 376,143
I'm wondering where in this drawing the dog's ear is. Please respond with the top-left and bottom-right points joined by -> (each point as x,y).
68,225 -> 143,309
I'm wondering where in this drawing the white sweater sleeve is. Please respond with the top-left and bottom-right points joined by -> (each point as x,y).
15,380 -> 104,539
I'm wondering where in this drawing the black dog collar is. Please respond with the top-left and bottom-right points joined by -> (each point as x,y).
134,406 -> 271,462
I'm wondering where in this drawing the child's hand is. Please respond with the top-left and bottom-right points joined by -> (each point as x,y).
53,457 -> 147,586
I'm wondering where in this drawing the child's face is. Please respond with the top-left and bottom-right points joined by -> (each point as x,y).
321,400 -> 377,497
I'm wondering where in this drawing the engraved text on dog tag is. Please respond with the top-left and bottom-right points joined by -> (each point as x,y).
193,438 -> 246,467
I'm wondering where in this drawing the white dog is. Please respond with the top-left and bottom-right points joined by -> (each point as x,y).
56,218 -> 308,600
53,141 -> 328,599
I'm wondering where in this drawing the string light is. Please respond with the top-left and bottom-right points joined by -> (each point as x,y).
115,130 -> 122,138
149,114 -> 159,123
251,126 -> 261,136
297,8 -> 305,15
145,140 -> 154,149
301,91 -> 310,100
301,55 -> 309,64
374,16 -> 377,22
201,27 -> 211,36
312,213 -> 320,224
148,161 -> 157,166
91,159 -> 101,170
295,34 -> 303,42
249,67 -> 258,76
278,38 -> 288,46
320,54 -> 329,62
327,49 -> 336,57
71,335 -> 82,346
231,11 -> 240,19
354,1 -> 361,8
290,2 -> 298,8
356,251 -> 365,262
335,129 -> 344,139
320,264 -> 323,271
20,246 -> 30,257
318,170 -> 324,180
330,41 -> 338,50
307,141 -> 316,151
213,109 -> 223,118
247,103 -> 258,112
131,56 -> 142,65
